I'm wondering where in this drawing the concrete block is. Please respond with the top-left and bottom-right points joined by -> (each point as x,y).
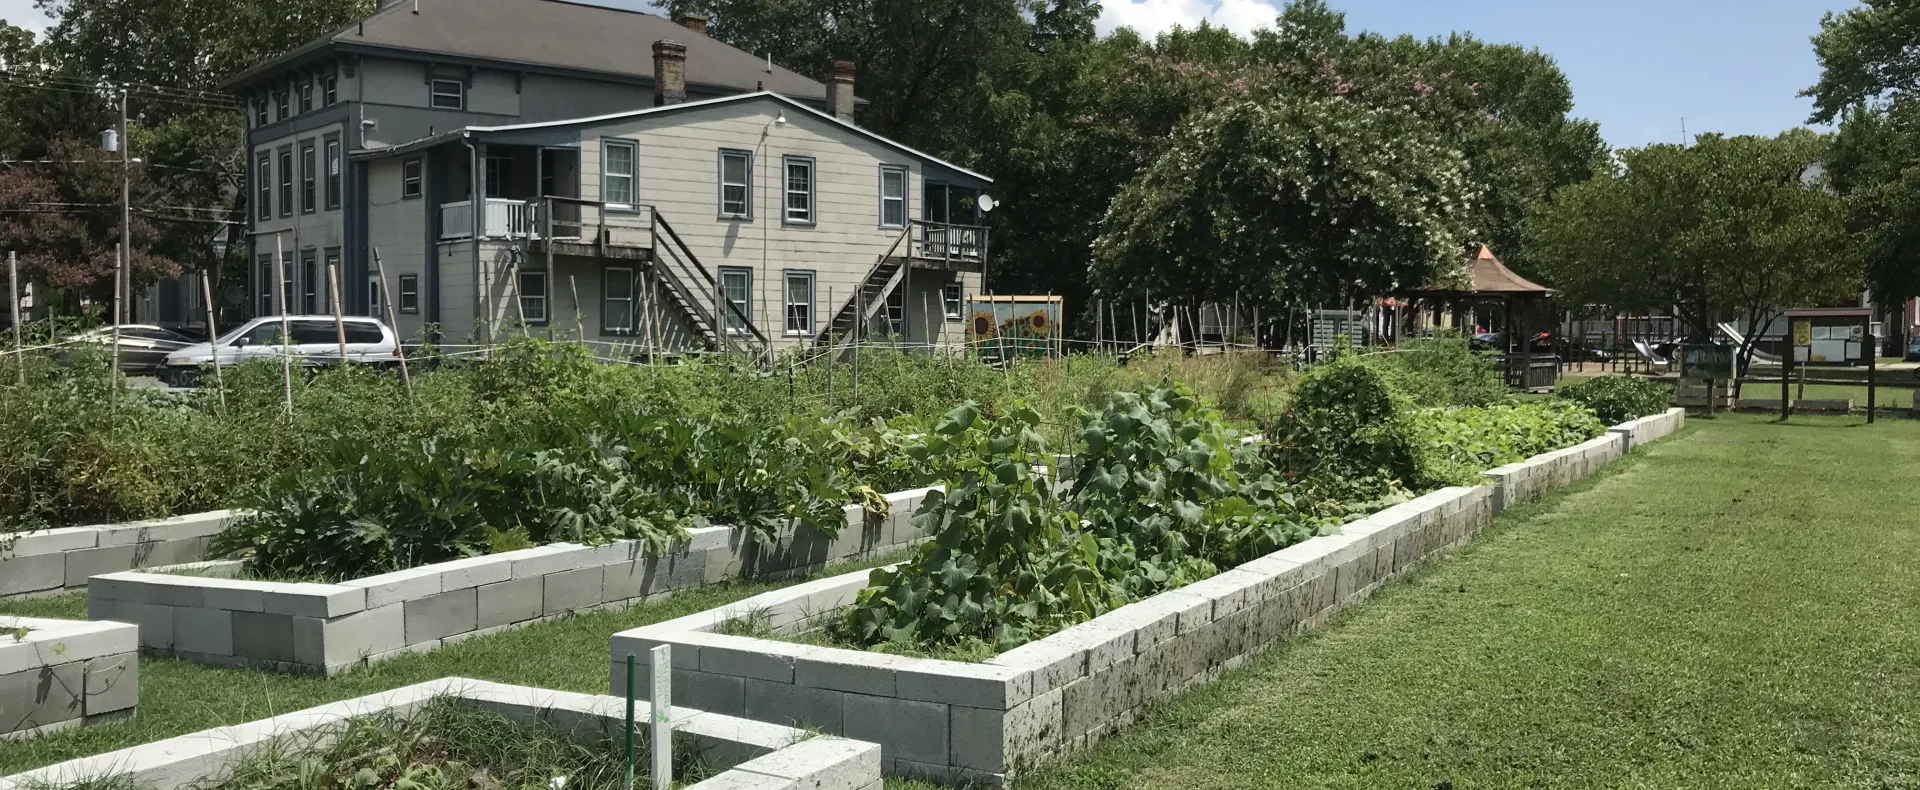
344,567 -> 443,609
404,588 -> 478,644
193,579 -> 268,613
729,735 -> 880,790
62,544 -> 138,588
435,556 -> 512,591
320,603 -> 404,667
231,611 -> 296,663
0,662 -> 83,735
674,668 -> 746,717
173,607 -> 235,656
741,676 -> 846,732
509,544 -> 593,580
604,551 -> 707,603
990,640 -> 1085,698
543,566 -> 605,615
795,652 -> 918,697
2,527 -> 96,558
698,637 -> 811,684
477,577 -> 543,630
261,583 -> 366,618
897,660 -> 1028,710
83,651 -> 138,715
843,694 -> 948,766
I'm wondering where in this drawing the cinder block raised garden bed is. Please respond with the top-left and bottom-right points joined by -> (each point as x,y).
85,488 -> 939,675
608,411 -> 1684,787
1,511 -> 234,599
0,677 -> 882,790
0,617 -> 139,740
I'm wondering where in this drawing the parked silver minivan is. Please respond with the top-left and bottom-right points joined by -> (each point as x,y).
159,316 -> 400,387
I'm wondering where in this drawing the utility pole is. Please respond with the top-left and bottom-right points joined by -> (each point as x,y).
119,88 -> 130,324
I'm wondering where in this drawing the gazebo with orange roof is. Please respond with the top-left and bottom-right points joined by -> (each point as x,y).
1397,246 -> 1560,389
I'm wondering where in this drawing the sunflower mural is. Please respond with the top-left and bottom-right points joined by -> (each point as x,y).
967,298 -> 1061,361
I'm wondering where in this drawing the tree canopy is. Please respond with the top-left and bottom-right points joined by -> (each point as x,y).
1529,132 -> 1857,361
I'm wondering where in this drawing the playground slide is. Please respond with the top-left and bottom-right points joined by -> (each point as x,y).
1716,323 -> 1782,364
1631,339 -> 1670,366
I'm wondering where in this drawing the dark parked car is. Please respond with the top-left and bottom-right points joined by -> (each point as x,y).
60,325 -> 199,374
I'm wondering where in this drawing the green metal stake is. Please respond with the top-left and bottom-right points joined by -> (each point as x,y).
624,653 -> 636,790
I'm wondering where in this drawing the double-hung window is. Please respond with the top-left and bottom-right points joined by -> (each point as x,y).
719,149 -> 751,218
300,250 -> 318,314
602,267 -> 635,334
299,141 -> 317,214
277,147 -> 293,218
430,78 -> 464,110
519,270 -> 548,325
276,89 -> 289,120
298,80 -> 312,113
256,256 -> 274,315
324,137 -> 342,210
718,267 -> 751,335
401,159 -> 422,199
884,287 -> 904,334
879,165 -> 907,228
943,283 -> 964,320
323,74 -> 338,106
603,140 -> 636,207
783,156 -> 814,224
783,271 -> 813,335
253,97 -> 268,128
398,274 -> 420,313
255,152 -> 272,221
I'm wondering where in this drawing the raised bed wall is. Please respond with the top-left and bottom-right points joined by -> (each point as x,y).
0,618 -> 138,740
0,678 -> 882,790
1,511 -> 234,599
608,410 -> 1685,787
84,488 -> 939,675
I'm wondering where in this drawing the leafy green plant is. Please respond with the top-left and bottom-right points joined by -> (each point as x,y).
1272,352 -> 1423,503
1365,334 -> 1508,408
1412,401 -> 1608,486
1556,376 -> 1673,424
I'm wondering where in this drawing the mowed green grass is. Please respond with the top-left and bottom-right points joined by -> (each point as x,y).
0,554 -> 902,775
1005,414 -> 1920,790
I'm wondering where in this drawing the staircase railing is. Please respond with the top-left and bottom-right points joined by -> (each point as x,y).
650,210 -> 768,354
816,224 -> 914,346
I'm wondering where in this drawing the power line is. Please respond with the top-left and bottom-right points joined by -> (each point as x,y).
0,159 -> 234,175
0,78 -> 239,111
0,68 -> 238,104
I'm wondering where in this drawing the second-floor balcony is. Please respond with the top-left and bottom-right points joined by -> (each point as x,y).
440,198 -> 532,241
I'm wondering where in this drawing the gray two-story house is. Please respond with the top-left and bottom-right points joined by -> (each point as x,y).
227,0 -> 990,355
223,0 -> 840,329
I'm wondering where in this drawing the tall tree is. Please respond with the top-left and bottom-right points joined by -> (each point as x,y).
1529,132 -> 1857,375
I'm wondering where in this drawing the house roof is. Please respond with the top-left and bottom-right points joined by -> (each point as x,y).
1406,246 -> 1551,298
352,92 -> 994,186
224,0 -> 828,101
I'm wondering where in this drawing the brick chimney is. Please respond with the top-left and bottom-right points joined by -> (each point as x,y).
653,40 -> 687,106
827,60 -> 855,122
676,11 -> 709,35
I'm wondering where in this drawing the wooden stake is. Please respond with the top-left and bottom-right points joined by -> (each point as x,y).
199,268 -> 225,408
371,248 -> 412,393
272,235 -> 293,415
110,242 -> 122,408
569,274 -> 583,343
8,251 -> 21,385
328,258 -> 348,367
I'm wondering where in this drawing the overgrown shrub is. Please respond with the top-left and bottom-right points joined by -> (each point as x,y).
1556,375 -> 1672,424
843,386 -> 1331,654
1364,334 -> 1507,408
1412,401 -> 1608,486
1273,353 -> 1422,502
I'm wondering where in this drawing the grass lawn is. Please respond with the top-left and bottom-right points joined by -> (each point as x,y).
0,553 -> 903,776
1002,414 -> 1920,790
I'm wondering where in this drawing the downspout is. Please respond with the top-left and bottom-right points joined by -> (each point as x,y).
463,133 -> 482,343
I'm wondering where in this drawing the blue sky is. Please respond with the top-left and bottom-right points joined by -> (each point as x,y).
0,0 -> 1857,149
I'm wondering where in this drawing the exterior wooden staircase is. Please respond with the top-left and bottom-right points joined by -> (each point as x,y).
649,212 -> 767,356
817,225 -> 913,347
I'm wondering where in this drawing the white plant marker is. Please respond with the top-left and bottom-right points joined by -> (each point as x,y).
650,644 -> 672,790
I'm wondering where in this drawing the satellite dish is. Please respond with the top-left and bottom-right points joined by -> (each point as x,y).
977,194 -> 997,213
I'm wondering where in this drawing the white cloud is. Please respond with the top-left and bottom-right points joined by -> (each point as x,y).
0,0 -> 53,34
1096,0 -> 1284,39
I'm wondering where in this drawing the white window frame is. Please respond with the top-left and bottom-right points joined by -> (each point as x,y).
885,287 -> 904,332
519,270 -> 548,325
398,274 -> 420,314
298,79 -> 313,113
300,249 -> 319,314
783,155 -> 814,225
879,165 -> 907,229
299,141 -> 317,214
718,266 -> 752,335
603,139 -> 636,208
429,78 -> 465,110
323,74 -> 338,106
401,158 -> 422,199
324,137 -> 342,210
943,282 -> 964,320
255,152 -> 272,221
275,89 -> 289,120
719,149 -> 752,219
783,270 -> 814,336
278,147 -> 293,218
602,266 -> 636,335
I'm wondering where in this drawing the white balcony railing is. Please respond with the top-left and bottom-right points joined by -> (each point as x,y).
440,198 -> 532,240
